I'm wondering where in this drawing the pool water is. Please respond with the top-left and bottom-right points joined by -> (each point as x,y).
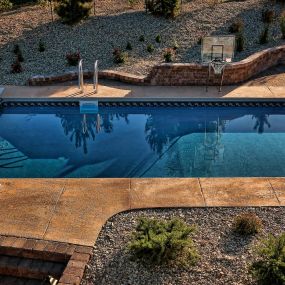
1,105 -> 285,178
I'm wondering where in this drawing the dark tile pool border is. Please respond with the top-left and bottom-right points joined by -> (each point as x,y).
2,98 -> 285,108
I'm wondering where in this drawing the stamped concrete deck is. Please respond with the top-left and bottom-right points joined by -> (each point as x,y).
1,82 -> 285,247
1,84 -> 285,100
0,178 -> 284,246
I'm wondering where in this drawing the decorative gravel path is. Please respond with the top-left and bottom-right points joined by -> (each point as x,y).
0,0 -> 285,85
81,207 -> 285,285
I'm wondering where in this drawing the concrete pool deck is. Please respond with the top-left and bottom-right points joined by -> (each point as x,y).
0,82 -> 285,247
1,83 -> 284,100
0,178 -> 284,246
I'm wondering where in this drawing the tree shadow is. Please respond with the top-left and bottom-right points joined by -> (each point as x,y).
219,228 -> 255,255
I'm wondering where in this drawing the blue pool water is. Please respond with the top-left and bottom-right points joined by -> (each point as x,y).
1,105 -> 285,178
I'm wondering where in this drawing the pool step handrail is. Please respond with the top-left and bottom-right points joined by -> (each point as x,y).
78,59 -> 84,94
93,60 -> 99,94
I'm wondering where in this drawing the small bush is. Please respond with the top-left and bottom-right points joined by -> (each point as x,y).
38,40 -> 45,52
262,9 -> 275,24
147,44 -> 154,53
236,32 -> 245,52
139,35 -> 145,42
13,44 -> 20,55
173,39 -> 179,50
280,14 -> 285,39
259,25 -> 270,44
126,42 -> 132,50
155,34 -> 162,43
11,60 -> 23,73
55,0 -> 93,24
164,48 -> 175,62
128,217 -> 198,266
0,0 -> 13,11
113,48 -> 128,64
250,233 -> 285,285
66,51 -> 81,66
146,0 -> 181,18
229,18 -> 244,33
232,213 -> 262,235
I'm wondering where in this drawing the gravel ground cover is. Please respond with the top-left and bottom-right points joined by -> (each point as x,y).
81,207 -> 285,285
0,0 -> 285,85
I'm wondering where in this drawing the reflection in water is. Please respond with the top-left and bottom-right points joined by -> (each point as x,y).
0,106 -> 284,178
252,114 -> 271,134
145,115 -> 171,155
57,113 -> 129,154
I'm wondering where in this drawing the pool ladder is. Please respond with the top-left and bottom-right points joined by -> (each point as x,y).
78,59 -> 99,95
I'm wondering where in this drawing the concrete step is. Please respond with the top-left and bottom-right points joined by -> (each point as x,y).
0,255 -> 65,280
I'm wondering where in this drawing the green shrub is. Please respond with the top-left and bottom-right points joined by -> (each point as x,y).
55,0 -> 92,24
139,35 -> 145,42
126,42 -> 132,50
155,34 -> 162,43
164,48 -> 174,62
38,40 -> 45,52
236,32 -> 245,52
0,0 -> 13,11
145,0 -> 181,18
232,213 -> 262,235
173,39 -> 179,50
66,51 -> 80,66
229,18 -> 244,33
250,233 -> 285,285
280,14 -> 285,39
262,9 -> 275,24
113,48 -> 128,64
147,44 -> 154,53
259,25 -> 270,44
128,217 -> 198,266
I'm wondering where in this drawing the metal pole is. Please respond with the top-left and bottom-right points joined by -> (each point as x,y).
93,60 -> 98,94
206,63 -> 211,92
219,65 -> 226,92
78,59 -> 84,94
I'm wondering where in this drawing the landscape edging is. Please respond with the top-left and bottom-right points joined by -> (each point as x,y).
27,45 -> 285,86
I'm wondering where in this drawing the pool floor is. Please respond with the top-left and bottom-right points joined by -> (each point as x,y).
1,105 -> 285,178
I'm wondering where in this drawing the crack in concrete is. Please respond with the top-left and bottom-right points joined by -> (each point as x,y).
267,178 -> 281,206
42,186 -> 66,239
198,178 -> 207,206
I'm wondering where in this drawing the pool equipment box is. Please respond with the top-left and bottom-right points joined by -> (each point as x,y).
80,100 -> 99,114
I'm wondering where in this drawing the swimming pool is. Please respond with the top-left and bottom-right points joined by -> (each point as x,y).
1,104 -> 285,178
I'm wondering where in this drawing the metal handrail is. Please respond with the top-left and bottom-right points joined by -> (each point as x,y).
93,60 -> 98,94
78,59 -> 84,93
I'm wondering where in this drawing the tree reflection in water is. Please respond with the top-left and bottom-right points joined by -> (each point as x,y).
145,116 -> 169,155
57,113 -> 129,154
252,113 -> 271,134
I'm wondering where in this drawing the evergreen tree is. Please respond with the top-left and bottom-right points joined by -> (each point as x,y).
55,0 -> 92,24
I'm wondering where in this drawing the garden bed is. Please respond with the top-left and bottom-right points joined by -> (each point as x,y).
81,207 -> 285,285
0,0 -> 285,85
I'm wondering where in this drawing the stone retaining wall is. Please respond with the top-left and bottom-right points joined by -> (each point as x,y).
28,45 -> 285,86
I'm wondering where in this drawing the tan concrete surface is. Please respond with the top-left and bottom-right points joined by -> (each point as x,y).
1,84 -> 284,100
199,178 -> 280,207
268,178 -> 285,205
0,178 -> 284,246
